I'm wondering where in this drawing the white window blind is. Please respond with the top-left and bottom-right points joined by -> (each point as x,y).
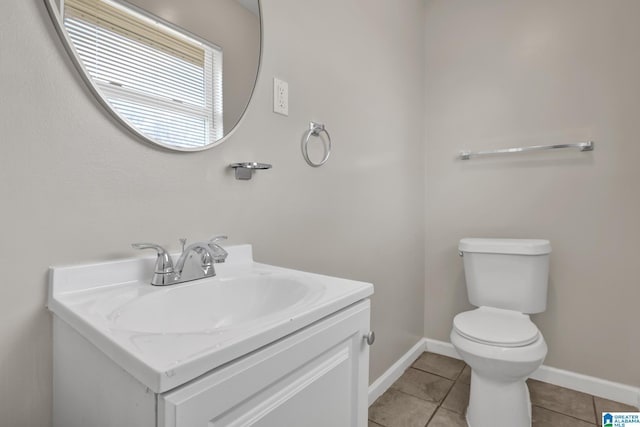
62,0 -> 223,148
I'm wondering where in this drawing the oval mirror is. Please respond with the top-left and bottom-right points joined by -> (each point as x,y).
44,0 -> 261,151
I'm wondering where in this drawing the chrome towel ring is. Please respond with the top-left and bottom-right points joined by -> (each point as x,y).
301,121 -> 332,167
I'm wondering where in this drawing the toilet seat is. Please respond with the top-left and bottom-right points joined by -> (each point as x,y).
453,306 -> 539,348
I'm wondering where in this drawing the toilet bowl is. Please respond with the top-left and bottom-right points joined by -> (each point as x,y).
451,238 -> 551,427
451,306 -> 547,427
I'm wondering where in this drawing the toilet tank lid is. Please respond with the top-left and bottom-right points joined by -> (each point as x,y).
459,238 -> 551,255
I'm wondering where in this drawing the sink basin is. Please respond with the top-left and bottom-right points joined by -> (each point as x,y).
48,244 -> 373,392
109,275 -> 323,334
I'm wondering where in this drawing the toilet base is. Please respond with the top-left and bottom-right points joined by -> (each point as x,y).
465,370 -> 532,427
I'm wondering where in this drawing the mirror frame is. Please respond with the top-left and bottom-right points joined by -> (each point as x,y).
44,0 -> 262,152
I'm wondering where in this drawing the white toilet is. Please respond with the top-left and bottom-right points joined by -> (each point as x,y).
450,238 -> 551,427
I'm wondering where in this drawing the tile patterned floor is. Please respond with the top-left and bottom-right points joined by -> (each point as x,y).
369,352 -> 638,427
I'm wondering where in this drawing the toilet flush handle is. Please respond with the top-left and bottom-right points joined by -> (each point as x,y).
458,251 -> 464,257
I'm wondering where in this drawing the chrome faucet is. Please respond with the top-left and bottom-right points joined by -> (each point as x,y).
132,235 -> 228,286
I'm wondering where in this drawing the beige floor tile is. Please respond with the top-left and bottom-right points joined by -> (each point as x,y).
527,379 -> 596,424
457,365 -> 471,385
441,381 -> 470,415
391,368 -> 454,403
412,352 -> 465,380
532,406 -> 596,427
369,389 -> 438,427
371,364 -> 623,427
594,396 -> 639,426
427,408 -> 467,427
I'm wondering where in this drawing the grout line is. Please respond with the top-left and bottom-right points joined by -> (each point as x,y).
409,353 -> 468,426
408,365 -> 460,383
410,354 -> 467,382
425,367 -> 466,426
372,383 -> 452,427
528,380 -> 599,425
453,363 -> 467,382
424,386 -> 448,426
532,404 -> 598,426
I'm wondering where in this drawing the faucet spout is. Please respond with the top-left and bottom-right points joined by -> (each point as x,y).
174,242 -> 217,274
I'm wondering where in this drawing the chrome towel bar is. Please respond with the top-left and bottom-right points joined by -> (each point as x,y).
459,141 -> 594,160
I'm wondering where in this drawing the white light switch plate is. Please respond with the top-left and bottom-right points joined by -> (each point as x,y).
273,78 -> 289,116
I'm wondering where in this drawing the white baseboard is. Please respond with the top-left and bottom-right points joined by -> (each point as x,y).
423,337 -> 461,359
368,338 -> 426,406
368,337 -> 640,409
530,365 -> 640,409
424,338 -> 640,409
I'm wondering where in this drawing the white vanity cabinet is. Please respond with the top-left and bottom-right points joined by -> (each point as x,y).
160,301 -> 370,427
50,245 -> 374,427
53,300 -> 371,427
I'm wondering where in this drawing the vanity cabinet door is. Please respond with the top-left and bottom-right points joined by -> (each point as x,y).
159,300 -> 370,427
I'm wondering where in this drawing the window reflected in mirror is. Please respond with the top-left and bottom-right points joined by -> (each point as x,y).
45,0 -> 261,151
63,0 -> 223,148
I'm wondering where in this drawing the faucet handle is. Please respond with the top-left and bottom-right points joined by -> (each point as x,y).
209,235 -> 228,244
132,243 -> 174,274
208,235 -> 228,263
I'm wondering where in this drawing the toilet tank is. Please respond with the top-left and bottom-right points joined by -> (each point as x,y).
459,238 -> 551,314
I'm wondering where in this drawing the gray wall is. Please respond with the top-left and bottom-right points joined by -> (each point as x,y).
424,0 -> 640,387
0,0 -> 426,425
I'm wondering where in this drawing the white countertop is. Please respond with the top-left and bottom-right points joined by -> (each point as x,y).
48,245 -> 373,393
